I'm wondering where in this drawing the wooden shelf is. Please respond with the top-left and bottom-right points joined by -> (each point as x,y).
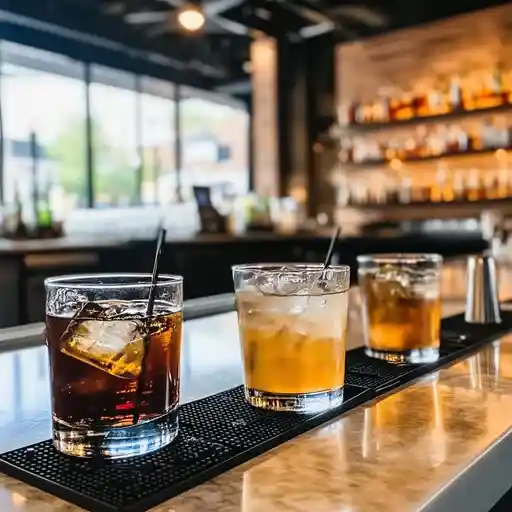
344,197 -> 512,209
340,103 -> 512,133
342,146 -> 512,169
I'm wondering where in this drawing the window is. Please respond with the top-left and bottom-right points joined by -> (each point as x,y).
1,43 -> 87,218
179,87 -> 250,201
0,43 -> 251,213
140,77 -> 177,205
90,66 -> 139,208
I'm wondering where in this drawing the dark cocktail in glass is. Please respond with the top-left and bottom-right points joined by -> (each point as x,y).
45,274 -> 183,459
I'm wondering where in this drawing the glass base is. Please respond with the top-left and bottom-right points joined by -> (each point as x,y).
365,346 -> 439,364
52,407 -> 179,459
245,387 -> 344,413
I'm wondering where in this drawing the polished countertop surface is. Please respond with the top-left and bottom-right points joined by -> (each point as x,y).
0,265 -> 511,511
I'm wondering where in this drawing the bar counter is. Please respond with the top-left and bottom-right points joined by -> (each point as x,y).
0,227 -> 486,253
0,270 -> 511,512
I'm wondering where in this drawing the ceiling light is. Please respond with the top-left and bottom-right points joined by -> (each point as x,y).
178,6 -> 205,31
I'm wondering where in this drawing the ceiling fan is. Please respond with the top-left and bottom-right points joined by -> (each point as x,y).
124,0 -> 253,36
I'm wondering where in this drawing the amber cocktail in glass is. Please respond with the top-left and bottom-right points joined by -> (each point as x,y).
358,254 -> 442,364
232,264 -> 350,412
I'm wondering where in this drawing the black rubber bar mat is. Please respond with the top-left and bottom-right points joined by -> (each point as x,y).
2,310 -> 512,512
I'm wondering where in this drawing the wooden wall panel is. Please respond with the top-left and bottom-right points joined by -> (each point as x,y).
336,4 -> 512,111
251,37 -> 279,197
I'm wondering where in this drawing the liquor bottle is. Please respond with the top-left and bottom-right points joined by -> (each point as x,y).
348,100 -> 359,125
374,93 -> 390,123
448,76 -> 464,112
398,177 -> 412,204
467,125 -> 480,151
10,187 -> 29,239
37,185 -> 53,233
476,69 -> 503,109
480,120 -> 495,149
497,169 -> 509,198
430,168 -> 445,202
413,84 -> 430,117
467,168 -> 480,201
446,126 -> 460,154
452,171 -> 465,201
428,81 -> 445,115
394,90 -> 415,121
490,67 -> 504,105
493,116 -> 509,147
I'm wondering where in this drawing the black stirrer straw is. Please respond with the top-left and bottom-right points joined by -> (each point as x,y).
323,226 -> 341,270
133,227 -> 167,425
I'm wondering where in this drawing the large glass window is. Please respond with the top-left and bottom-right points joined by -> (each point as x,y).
1,43 -> 87,218
179,87 -> 250,201
140,77 -> 177,205
0,43 -> 251,212
90,66 -> 139,208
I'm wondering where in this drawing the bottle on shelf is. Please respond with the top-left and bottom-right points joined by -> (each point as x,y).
36,183 -> 53,235
398,177 -> 412,204
348,100 -> 359,125
497,169 -> 509,199
475,69 -> 504,109
394,89 -> 415,121
467,168 -> 480,201
448,75 -> 464,112
452,170 -> 465,201
413,84 -> 431,117
374,93 -> 391,123
427,78 -> 448,116
6,186 -> 29,239
467,124 -> 481,151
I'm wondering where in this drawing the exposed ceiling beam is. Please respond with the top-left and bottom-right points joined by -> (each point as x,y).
329,5 -> 389,28
125,11 -> 168,24
215,78 -> 251,94
276,0 -> 358,39
203,0 -> 247,16
298,21 -> 334,39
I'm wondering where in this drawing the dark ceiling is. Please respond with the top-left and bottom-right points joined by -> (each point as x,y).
0,0 -> 509,93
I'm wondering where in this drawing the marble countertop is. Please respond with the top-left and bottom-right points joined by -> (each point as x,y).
0,282 -> 511,511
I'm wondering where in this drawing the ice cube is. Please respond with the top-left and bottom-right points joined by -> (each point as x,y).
61,318 -> 146,379
256,269 -> 309,296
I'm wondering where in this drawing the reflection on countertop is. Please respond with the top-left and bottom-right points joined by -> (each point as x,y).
169,341 -> 512,512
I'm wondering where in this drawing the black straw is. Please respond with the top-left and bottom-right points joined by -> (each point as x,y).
323,226 -> 341,270
146,227 -> 166,317
133,227 -> 166,424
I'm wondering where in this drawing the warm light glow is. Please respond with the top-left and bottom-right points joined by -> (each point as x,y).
389,158 -> 402,170
178,6 -> 205,31
495,148 -> 508,161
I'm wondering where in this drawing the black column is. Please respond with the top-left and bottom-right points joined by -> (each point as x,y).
307,34 -> 337,219
275,35 -> 336,217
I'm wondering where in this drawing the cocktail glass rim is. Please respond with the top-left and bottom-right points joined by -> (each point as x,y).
45,273 -> 183,290
357,253 -> 443,265
232,263 -> 350,274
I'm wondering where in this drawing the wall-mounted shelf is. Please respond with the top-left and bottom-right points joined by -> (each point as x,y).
342,146 -> 512,169
340,103 -> 512,134
343,196 -> 512,210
